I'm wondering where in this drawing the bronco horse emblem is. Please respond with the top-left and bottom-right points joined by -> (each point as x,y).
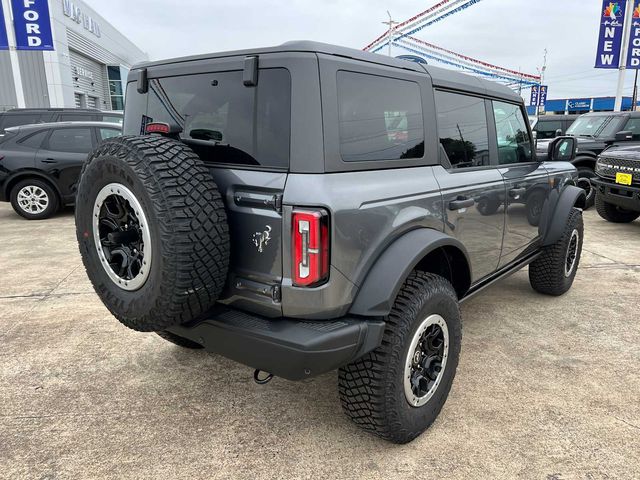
252,225 -> 272,253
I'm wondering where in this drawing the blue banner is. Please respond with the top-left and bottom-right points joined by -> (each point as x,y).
627,1 -> 640,67
11,0 -> 54,50
0,2 -> 9,50
530,85 -> 539,107
595,1 -> 628,68
539,85 -> 548,107
568,99 -> 592,112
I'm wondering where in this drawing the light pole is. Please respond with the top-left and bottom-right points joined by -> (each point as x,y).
382,11 -> 398,56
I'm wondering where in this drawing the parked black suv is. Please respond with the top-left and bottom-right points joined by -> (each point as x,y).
537,111 -> 640,207
531,114 -> 576,140
74,42 -> 585,444
0,121 -> 121,219
0,108 -> 122,133
593,144 -> 640,223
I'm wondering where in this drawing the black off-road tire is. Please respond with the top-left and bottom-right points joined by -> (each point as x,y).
595,192 -> 640,223
338,272 -> 462,444
156,331 -> 204,349
529,208 -> 583,296
75,135 -> 230,332
577,167 -> 596,209
10,178 -> 59,220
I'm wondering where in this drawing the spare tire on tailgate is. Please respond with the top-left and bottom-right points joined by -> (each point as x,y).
75,135 -> 230,332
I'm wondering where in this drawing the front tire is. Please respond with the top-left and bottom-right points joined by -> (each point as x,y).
595,192 -> 640,223
529,208 -> 583,296
338,272 -> 461,444
10,179 -> 59,220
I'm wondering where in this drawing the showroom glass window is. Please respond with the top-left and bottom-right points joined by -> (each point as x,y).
337,71 -> 424,162
492,101 -> 532,164
434,91 -> 489,168
47,128 -> 93,153
108,66 -> 125,111
136,69 -> 291,168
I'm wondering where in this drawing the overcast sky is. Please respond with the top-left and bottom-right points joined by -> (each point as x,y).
84,0 -> 638,102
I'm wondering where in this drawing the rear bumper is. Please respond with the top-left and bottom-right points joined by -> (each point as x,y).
167,307 -> 385,381
592,178 -> 640,211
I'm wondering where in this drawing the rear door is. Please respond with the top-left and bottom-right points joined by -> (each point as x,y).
492,101 -> 550,268
35,126 -> 95,199
433,90 -> 506,282
124,58 -> 292,316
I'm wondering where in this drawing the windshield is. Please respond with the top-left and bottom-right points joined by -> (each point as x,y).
566,115 -> 617,138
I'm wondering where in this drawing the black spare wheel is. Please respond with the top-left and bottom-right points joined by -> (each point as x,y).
75,136 -> 230,332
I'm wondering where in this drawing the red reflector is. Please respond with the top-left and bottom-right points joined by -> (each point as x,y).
145,122 -> 170,134
292,209 -> 330,287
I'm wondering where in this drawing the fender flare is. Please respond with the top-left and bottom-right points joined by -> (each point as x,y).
349,229 -> 471,317
540,185 -> 586,247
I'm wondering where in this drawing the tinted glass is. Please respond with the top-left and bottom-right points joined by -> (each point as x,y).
623,117 -> 640,139
2,114 -> 42,129
493,101 -> 532,164
536,120 -> 563,139
435,91 -> 489,168
18,130 -> 48,149
337,71 -> 424,162
98,128 -> 121,140
59,114 -> 94,122
125,69 -> 291,169
566,115 -> 614,137
47,128 -> 93,153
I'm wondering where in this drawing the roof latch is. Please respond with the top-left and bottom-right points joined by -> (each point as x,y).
243,56 -> 259,87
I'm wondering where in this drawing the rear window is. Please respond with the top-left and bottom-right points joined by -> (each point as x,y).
337,71 -> 424,162
124,68 -> 291,169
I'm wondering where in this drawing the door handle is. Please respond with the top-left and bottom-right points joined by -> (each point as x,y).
509,187 -> 527,198
41,158 -> 58,164
448,197 -> 475,210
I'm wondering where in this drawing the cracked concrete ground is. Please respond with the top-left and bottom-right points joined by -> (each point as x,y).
0,203 -> 639,480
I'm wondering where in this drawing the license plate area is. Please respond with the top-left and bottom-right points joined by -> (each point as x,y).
616,172 -> 633,185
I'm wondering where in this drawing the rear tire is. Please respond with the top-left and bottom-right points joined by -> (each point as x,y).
529,208 -> 583,296
10,179 -> 59,220
75,136 -> 230,332
595,192 -> 640,223
338,272 -> 461,444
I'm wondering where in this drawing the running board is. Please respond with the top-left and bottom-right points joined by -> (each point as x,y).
461,251 -> 541,303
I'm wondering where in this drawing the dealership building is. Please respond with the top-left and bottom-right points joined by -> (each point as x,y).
0,0 -> 148,111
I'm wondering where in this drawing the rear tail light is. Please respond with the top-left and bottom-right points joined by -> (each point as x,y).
292,209 -> 330,287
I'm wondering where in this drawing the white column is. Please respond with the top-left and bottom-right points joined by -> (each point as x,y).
1,0 -> 25,108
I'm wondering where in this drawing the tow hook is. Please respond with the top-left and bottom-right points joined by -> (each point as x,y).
253,369 -> 274,385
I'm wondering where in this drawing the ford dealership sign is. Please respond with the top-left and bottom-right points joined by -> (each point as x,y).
10,0 -> 54,50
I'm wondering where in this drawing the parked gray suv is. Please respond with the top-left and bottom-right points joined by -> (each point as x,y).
75,42 -> 585,444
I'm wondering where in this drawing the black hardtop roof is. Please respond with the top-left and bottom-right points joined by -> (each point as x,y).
132,40 -> 521,103
6,121 -> 123,133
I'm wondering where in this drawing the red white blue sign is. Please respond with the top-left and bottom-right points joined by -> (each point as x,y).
595,1 -> 628,68
10,0 -> 54,50
626,0 -> 640,67
539,85 -> 548,107
0,3 -> 9,50
530,85 -> 539,106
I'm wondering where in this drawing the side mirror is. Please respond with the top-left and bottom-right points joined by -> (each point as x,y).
555,128 -> 563,138
614,130 -> 633,141
547,136 -> 577,162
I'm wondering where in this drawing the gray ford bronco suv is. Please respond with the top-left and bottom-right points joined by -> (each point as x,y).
75,42 -> 585,444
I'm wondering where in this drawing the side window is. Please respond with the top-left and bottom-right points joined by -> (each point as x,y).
98,128 -> 121,141
492,101 -> 533,165
337,71 -> 424,162
536,120 -> 563,139
46,128 -> 93,153
623,118 -> 640,139
2,114 -> 42,129
132,68 -> 291,169
59,114 -> 94,122
18,130 -> 48,149
434,91 -> 490,169
100,114 -> 123,125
